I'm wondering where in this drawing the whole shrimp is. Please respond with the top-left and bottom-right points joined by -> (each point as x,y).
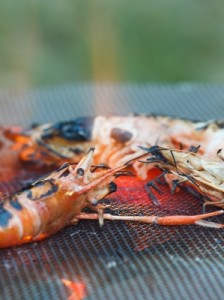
5,115 -> 224,180
0,147 -> 222,248
0,148 -> 125,248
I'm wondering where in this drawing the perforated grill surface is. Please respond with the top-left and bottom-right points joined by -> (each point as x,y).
1,84 -> 224,300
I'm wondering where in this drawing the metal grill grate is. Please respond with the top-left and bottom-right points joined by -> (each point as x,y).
1,84 -> 224,300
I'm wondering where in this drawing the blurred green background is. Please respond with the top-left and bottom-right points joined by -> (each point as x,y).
0,0 -> 224,88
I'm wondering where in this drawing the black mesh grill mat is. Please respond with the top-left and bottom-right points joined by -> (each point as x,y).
1,83 -> 224,300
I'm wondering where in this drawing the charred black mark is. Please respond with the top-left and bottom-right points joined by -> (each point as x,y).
54,162 -> 78,177
57,162 -> 70,172
69,148 -> 83,154
91,163 -> 110,172
41,117 -> 94,141
217,149 -> 224,161
108,182 -> 117,194
10,195 -> 22,211
26,179 -> 58,201
36,141 -> 67,159
88,147 -> 95,153
189,145 -> 200,153
77,168 -> 84,176
110,128 -> 133,144
217,149 -> 222,155
114,171 -> 134,178
0,206 -> 12,227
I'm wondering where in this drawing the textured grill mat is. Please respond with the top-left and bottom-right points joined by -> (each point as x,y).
1,84 -> 224,300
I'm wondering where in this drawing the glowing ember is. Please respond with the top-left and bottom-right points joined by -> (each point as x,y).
62,279 -> 87,300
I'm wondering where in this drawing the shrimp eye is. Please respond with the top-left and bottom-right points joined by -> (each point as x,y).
77,168 -> 85,176
108,182 -> 117,194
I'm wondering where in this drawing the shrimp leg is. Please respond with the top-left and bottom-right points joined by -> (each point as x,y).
76,210 -> 224,228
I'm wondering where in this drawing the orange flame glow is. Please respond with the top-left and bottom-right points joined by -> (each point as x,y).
62,279 -> 87,300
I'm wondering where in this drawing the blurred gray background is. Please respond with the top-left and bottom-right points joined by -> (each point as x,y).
0,1 -> 224,88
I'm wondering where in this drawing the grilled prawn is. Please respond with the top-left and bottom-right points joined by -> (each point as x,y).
1,147 -> 223,248
6,115 -> 224,179
0,148 -> 129,248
